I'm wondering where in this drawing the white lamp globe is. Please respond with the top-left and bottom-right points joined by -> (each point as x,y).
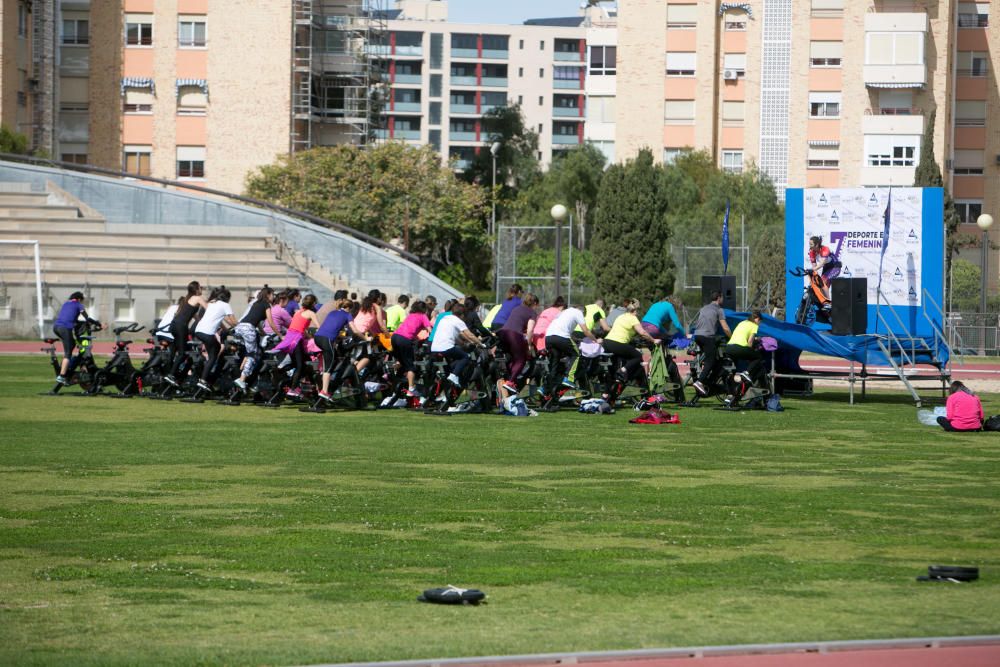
550,204 -> 568,222
977,213 -> 994,231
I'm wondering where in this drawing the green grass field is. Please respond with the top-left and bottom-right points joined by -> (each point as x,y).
1,355 -> 999,666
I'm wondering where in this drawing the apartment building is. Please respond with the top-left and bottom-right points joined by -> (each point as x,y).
614,0 -> 998,237
0,0 -> 36,143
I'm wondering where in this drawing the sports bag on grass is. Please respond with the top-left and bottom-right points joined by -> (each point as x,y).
983,415 -> 1000,431
418,585 -> 487,604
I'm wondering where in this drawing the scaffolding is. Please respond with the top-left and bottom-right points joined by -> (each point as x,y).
290,0 -> 388,154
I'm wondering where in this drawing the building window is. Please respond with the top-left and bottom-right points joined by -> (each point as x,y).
125,15 -> 154,46
666,4 -> 697,29
451,33 -> 477,51
540,40 -> 545,50
809,41 -> 842,67
519,39 -> 524,49
123,89 -> 154,114
589,46 -> 616,76
663,100 -> 695,124
539,68 -> 545,78
176,146 -> 206,179
429,101 -> 441,125
482,34 -> 509,52
177,85 -> 207,115
538,96 -> 544,105
663,148 -> 682,164
518,95 -> 523,104
865,135 -> 920,167
665,52 -> 696,77
587,96 -> 614,123
114,299 -> 135,323
811,0 -> 844,17
866,32 -> 924,66
61,152 -> 88,164
877,89 -> 913,115
722,101 -> 745,125
62,19 -> 89,45
955,100 -> 986,127
958,2 -> 989,28
517,67 -> 523,77
553,66 -> 578,82
178,17 -> 207,47
808,92 -> 841,118
430,33 -> 443,69
429,74 -> 442,97
956,51 -> 989,77
722,150 -> 744,173
807,145 -> 840,169
725,18 -> 747,31
538,123 -> 543,134
0,295 -> 11,320
123,146 -> 152,176
17,2 -> 28,37
955,201 -> 983,224
953,149 -> 985,175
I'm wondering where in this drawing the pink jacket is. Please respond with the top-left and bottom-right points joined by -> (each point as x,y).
946,390 -> 984,431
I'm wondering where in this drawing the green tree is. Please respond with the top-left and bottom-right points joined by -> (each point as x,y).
0,125 -> 29,154
913,109 -> 965,274
950,258 -> 981,312
463,104 -> 540,201
245,143 -> 489,283
592,149 -> 674,304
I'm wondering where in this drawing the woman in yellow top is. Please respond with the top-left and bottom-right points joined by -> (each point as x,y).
724,309 -> 763,385
602,299 -> 661,388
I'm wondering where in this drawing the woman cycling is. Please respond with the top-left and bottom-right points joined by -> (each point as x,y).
270,294 -> 320,398
165,281 -> 208,386
52,291 -> 100,385
490,284 -> 523,331
193,286 -> 237,392
232,286 -> 276,392
497,293 -> 538,396
153,297 -> 184,345
263,290 -> 292,340
391,300 -> 433,397
532,296 -> 565,353
460,295 -> 491,338
313,298 -> 366,402
602,299 -> 660,389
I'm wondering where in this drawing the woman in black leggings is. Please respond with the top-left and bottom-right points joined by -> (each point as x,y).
601,299 -> 660,388
166,281 -> 207,385
193,287 -> 237,391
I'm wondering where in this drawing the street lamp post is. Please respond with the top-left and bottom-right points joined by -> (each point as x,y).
978,214 -> 995,352
490,141 -> 501,302
551,204 -> 568,302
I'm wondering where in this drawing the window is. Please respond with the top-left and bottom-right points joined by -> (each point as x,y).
722,101 -> 745,125
953,149 -> 984,175
877,89 -> 913,115
809,92 -> 841,118
955,200 -> 983,224
17,2 -> 27,37
553,66 -> 579,82
666,4 -> 697,29
540,40 -> 545,50
178,16 -> 206,47
665,52 -> 696,76
722,150 -> 743,173
538,96 -> 543,105
807,145 -> 840,168
810,41 -> 842,67
0,295 -> 10,320
957,51 -> 989,77
518,67 -> 524,77
123,89 -> 153,114
540,68 -> 545,78
482,35 -> 508,52
663,148 -> 682,164
518,95 -> 523,104
62,19 -> 89,45
176,146 -> 206,179
177,85 -> 207,115
123,145 -> 152,176
553,121 -> 579,136
451,33 -> 477,50
664,100 -> 695,124
723,53 -> 746,77
114,299 -> 135,322
588,96 -> 614,123
589,46 -> 616,75
958,2 -> 989,28
955,100 -> 986,127
865,135 -> 920,167
811,0 -> 844,16
125,14 -> 154,46
429,74 -> 442,97
591,140 -> 615,163
61,152 -> 88,164
866,32 -> 924,66
430,34 -> 443,69
538,123 -> 543,134
429,102 -> 441,125
519,39 -> 524,49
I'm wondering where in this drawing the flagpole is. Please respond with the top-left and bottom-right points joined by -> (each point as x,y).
876,187 -> 892,337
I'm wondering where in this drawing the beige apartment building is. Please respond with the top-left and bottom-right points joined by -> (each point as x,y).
614,0 -> 999,240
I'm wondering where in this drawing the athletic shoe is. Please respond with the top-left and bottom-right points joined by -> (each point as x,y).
435,392 -> 448,403
693,380 -> 707,396
317,391 -> 333,402
197,380 -> 211,392
447,373 -> 461,386
405,387 -> 421,398
164,375 -> 179,387
234,378 -> 247,392
55,375 -> 68,385
738,372 -> 753,384
561,378 -> 578,389
723,395 -> 735,407
502,381 -> 518,393
285,387 -> 302,398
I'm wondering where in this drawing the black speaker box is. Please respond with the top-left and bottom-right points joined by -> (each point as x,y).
831,277 -> 868,336
702,275 -> 736,310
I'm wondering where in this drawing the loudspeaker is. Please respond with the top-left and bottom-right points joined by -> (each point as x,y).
702,275 -> 736,310
831,277 -> 868,336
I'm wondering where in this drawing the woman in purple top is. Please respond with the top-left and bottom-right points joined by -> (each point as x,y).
313,298 -> 365,402
497,292 -> 538,397
53,291 -> 99,384
490,283 -> 523,331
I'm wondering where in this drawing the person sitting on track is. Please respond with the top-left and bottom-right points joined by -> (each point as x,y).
724,308 -> 765,388
232,286 -> 276,393
384,294 -> 409,333
52,291 -> 100,386
313,297 -> 366,402
692,291 -> 732,397
602,299 -> 660,390
490,284 -> 524,332
544,303 -> 601,390
391,300 -> 433,397
938,381 -> 984,432
532,296 -> 565,353
193,286 -> 238,392
270,294 -> 320,399
497,293 -> 539,397
430,302 -> 484,389
165,281 -> 208,386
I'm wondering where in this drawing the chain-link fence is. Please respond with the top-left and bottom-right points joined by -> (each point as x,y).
495,224 -> 594,306
672,244 -> 751,309
948,312 -> 1000,356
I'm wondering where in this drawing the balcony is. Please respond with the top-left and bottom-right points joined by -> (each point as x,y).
394,129 -> 420,140
450,103 -> 477,114
862,112 -> 924,136
450,131 -> 477,142
394,73 -> 422,85
555,51 -> 583,62
552,134 -> 581,145
554,106 -> 583,118
452,159 -> 472,170
390,102 -> 421,113
394,45 -> 423,57
863,12 -> 927,88
555,78 -> 583,90
374,129 -> 389,140
452,48 -> 478,59
482,49 -> 508,60
865,12 -> 927,32
451,75 -> 477,86
481,77 -> 507,87
481,103 -> 501,114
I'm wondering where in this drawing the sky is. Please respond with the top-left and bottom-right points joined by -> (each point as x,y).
445,0 -> 594,25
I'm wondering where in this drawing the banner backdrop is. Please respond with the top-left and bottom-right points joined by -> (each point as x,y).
785,187 -> 944,338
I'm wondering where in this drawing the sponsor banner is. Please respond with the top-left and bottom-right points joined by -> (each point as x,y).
803,188 -> 922,307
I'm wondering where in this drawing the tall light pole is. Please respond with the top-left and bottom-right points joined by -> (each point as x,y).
551,204 -> 568,301
978,213 -> 994,316
491,141 -> 501,302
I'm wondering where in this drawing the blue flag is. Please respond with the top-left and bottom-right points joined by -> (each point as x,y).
722,199 -> 731,274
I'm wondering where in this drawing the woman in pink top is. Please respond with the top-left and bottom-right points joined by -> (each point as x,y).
271,295 -> 320,397
532,296 -> 566,352
391,300 -> 433,396
354,294 -> 385,335
938,381 -> 984,432
264,291 -> 292,337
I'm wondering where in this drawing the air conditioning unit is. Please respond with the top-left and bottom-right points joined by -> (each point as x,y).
723,69 -> 738,80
